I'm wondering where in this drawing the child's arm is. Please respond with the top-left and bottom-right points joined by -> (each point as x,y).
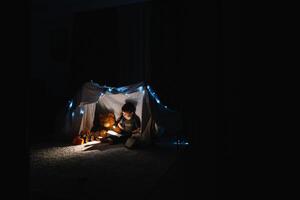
132,115 -> 141,134
132,127 -> 141,134
117,122 -> 124,130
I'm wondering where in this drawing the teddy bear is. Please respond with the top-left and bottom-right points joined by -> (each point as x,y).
97,112 -> 121,138
73,112 -> 122,144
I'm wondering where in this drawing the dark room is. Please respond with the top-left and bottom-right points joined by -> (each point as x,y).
27,0 -> 240,199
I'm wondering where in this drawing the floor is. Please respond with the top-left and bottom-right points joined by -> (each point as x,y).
29,138 -> 183,200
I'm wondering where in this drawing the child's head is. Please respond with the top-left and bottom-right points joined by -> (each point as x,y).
121,102 -> 135,120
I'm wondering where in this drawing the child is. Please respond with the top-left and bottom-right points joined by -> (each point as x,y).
106,102 -> 141,145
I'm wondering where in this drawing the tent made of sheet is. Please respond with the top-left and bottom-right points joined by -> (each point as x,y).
64,81 -> 181,145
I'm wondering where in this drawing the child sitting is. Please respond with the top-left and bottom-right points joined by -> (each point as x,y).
104,102 -> 141,145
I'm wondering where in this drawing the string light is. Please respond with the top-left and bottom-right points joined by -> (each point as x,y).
117,86 -> 127,92
138,86 -> 143,92
146,85 -> 176,111
173,140 -> 189,145
68,100 -> 73,109
80,109 -> 84,114
147,85 -> 162,105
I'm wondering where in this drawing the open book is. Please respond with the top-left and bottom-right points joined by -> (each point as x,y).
107,130 -> 122,137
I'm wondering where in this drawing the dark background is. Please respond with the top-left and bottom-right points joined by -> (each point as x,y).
26,0 -> 239,198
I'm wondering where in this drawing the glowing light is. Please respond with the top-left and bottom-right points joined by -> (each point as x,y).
164,106 -> 168,108
72,112 -> 75,117
68,100 -> 73,109
80,109 -> 84,114
117,87 -> 127,92
113,125 -> 116,128
108,88 -> 112,92
147,85 -> 161,104
138,86 -> 143,92
173,140 -> 189,145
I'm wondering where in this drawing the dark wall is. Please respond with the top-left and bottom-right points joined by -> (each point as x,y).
69,3 -> 152,93
148,1 -> 239,197
70,8 -> 120,92
149,0 -> 219,151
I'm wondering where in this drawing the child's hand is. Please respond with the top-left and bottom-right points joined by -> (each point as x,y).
132,128 -> 141,134
132,133 -> 140,138
118,123 -> 124,130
